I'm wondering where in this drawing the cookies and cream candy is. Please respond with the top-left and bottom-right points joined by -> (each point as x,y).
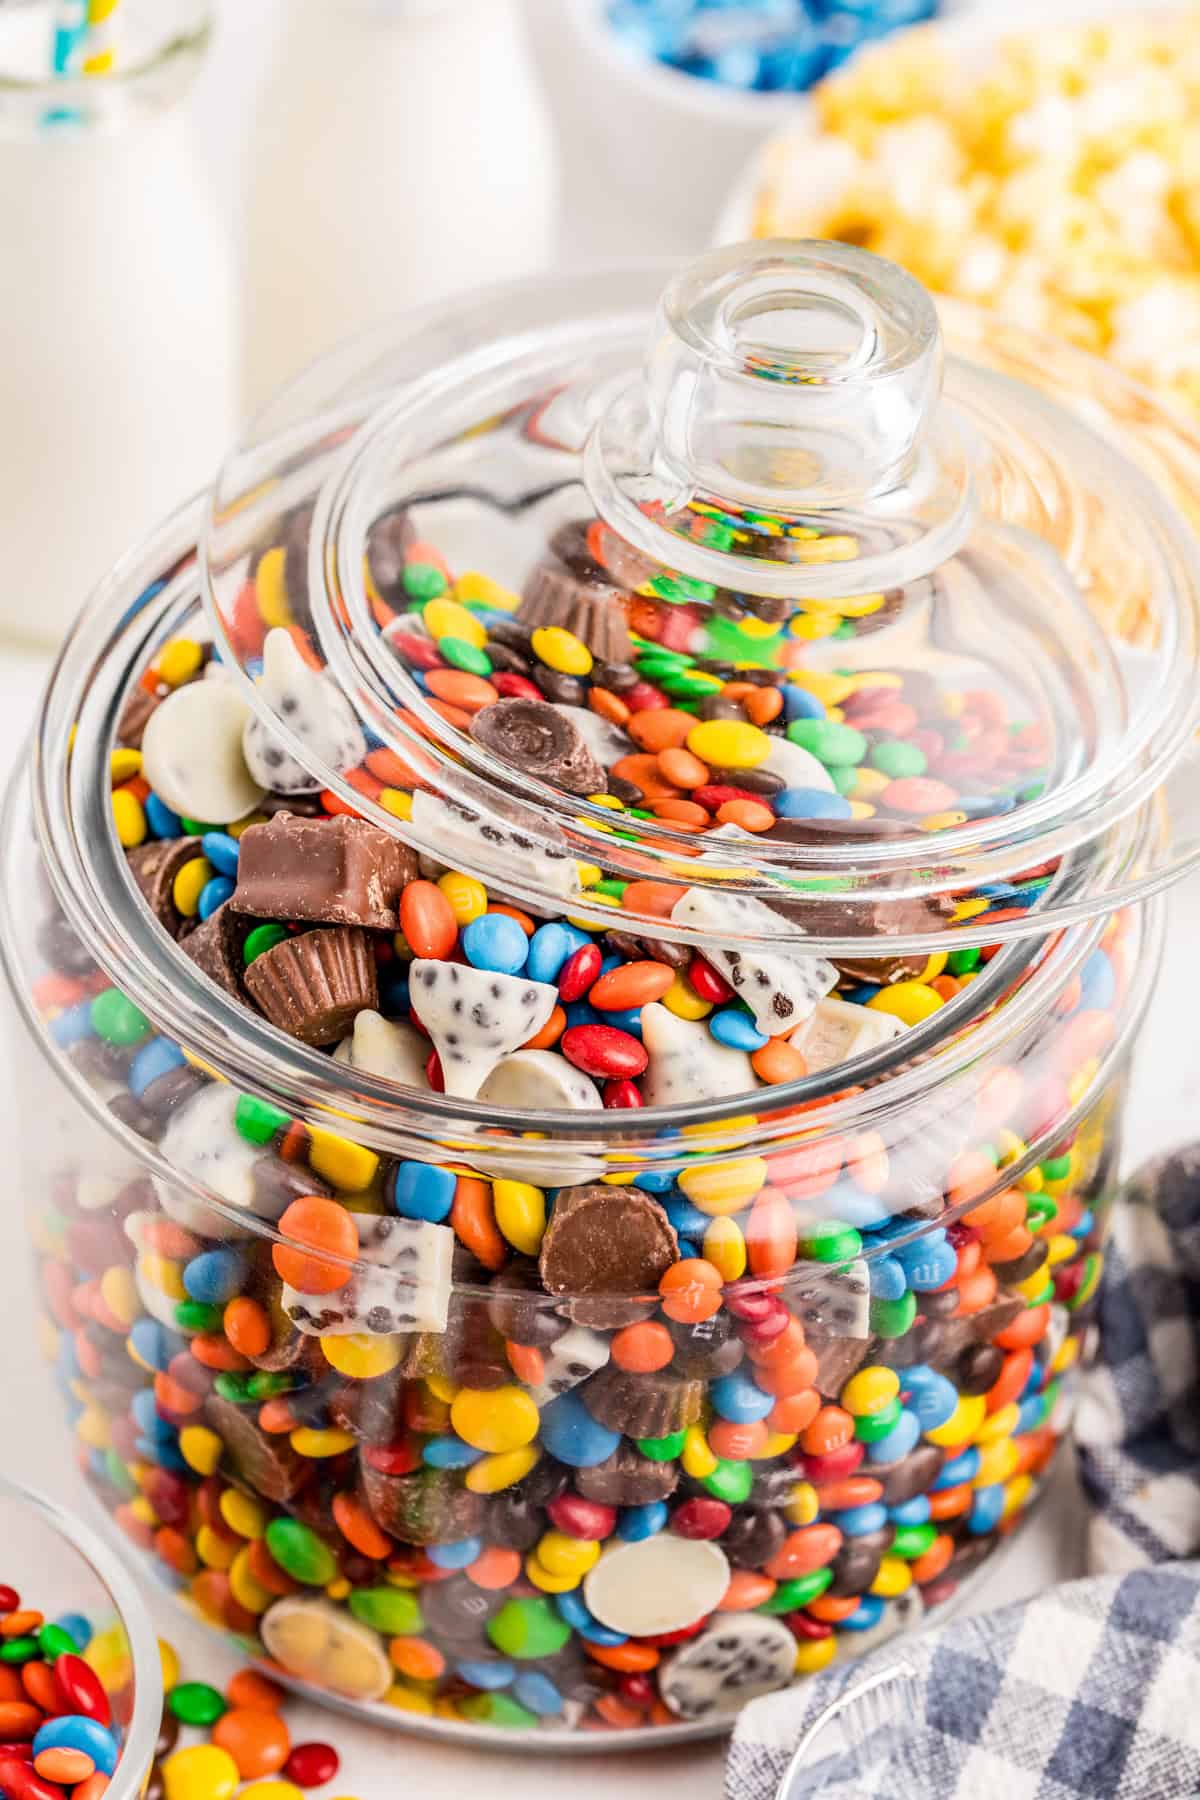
411,789 -> 578,899
792,1257 -> 871,1340
526,1324 -> 610,1407
334,1009 -> 428,1088
141,677 -> 267,823
409,959 -> 557,1099
836,1585 -> 924,1660
583,1535 -> 730,1637
260,1596 -> 392,1703
242,627 -> 367,794
797,995 -> 906,1072
671,889 -> 837,1037
152,1084 -> 266,1238
283,1213 -> 453,1336
760,734 -> 837,793
658,1614 -> 798,1720
476,1048 -> 601,1113
640,1002 -> 755,1107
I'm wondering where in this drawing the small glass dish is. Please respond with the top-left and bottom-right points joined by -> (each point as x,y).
0,1473 -> 163,1798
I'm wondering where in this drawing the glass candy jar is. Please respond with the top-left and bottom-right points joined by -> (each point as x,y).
5,244 -> 1200,1747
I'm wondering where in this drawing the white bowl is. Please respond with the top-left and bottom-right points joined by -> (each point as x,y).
563,0 -> 808,245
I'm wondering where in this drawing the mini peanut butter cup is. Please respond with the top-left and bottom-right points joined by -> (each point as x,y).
243,926 -> 378,1046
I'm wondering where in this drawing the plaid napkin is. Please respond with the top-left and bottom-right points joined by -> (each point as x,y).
726,1148 -> 1200,1800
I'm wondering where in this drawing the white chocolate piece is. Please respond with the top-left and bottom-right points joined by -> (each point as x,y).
141,679 -> 267,823
409,959 -> 557,1099
243,627 -> 367,794
411,790 -> 577,899
334,1009 -> 428,1089
583,1536 -> 730,1637
476,1049 -> 602,1112
153,1084 -> 265,1238
260,1597 -> 392,1703
527,1325 -> 610,1407
761,735 -> 836,793
640,1003 -> 755,1108
796,995 -> 905,1072
659,1614 -> 798,1719
672,888 -> 837,1037
283,1213 -> 452,1335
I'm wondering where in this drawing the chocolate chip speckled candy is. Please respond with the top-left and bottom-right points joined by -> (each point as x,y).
792,1257 -> 871,1340
140,675 -> 268,823
640,1003 -> 755,1108
283,1214 -> 453,1336
242,627 -> 367,794
659,1614 -> 797,1720
409,959 -> 557,1099
526,1324 -> 610,1405
539,1184 -> 678,1325
797,996 -> 906,1072
410,790 -> 578,899
260,1596 -> 392,1702
582,1535 -> 730,1636
152,1084 -> 272,1238
671,889 -> 836,1037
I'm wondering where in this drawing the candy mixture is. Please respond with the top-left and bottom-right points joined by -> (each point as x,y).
21,478 -> 1134,1741
605,0 -> 937,94
0,1582 -> 347,1800
752,14 -> 1200,423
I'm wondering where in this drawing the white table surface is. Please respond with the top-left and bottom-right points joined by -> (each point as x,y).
0,646 -> 1194,1796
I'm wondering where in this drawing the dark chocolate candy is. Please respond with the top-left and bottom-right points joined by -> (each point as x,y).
957,1344 -> 1006,1396
580,1366 -> 703,1438
992,1240 -> 1050,1285
575,1443 -> 679,1508
232,813 -> 414,930
470,697 -> 606,797
870,1444 -> 943,1507
826,1538 -> 888,1597
721,1508 -> 788,1570
180,901 -> 257,998
666,1311 -> 744,1379
243,927 -> 378,1046
417,1575 -> 503,1650
126,836 -> 205,937
36,911 -> 98,979
139,1066 -> 208,1124
360,1460 -> 483,1546
204,1396 -> 311,1504
539,1184 -> 678,1329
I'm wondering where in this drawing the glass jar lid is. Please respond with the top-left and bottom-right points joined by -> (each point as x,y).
202,243 -> 1200,955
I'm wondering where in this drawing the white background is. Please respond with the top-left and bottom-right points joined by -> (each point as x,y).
1,3 -> 1197,1795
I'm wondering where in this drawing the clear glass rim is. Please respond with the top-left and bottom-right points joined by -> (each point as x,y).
0,9 -> 210,101
0,1473 -> 164,1798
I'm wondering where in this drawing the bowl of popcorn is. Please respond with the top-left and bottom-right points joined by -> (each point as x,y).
719,1 -> 1200,425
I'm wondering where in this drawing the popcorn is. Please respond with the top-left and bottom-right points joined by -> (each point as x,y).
755,14 -> 1200,429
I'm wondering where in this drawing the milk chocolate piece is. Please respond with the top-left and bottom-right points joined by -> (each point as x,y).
575,1443 -> 679,1508
126,836 -> 205,937
243,927 -> 377,1046
204,1395 -> 311,1504
180,900 -> 256,997
581,1366 -> 703,1438
518,558 -> 633,665
232,813 -> 414,929
539,1184 -> 678,1328
360,1460 -> 483,1546
470,697 -> 606,797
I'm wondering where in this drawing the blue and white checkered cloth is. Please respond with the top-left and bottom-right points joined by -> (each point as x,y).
727,1148 -> 1200,1800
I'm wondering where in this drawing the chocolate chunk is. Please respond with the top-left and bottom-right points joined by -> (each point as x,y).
487,1261 -> 570,1349
722,1508 -> 788,1570
696,695 -> 747,723
518,558 -> 633,665
243,927 -> 377,1046
365,508 -> 416,604
470,697 -> 605,797
204,1395 -> 311,1504
232,813 -> 414,930
575,1443 -> 679,1508
539,1184 -> 678,1329
180,900 -> 257,998
581,1366 -> 703,1438
327,1368 -> 406,1446
360,1460 -> 483,1546
870,1444 -> 943,1507
117,682 -> 166,748
126,836 -> 205,937
805,1330 -> 872,1398
666,1312 -> 744,1379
